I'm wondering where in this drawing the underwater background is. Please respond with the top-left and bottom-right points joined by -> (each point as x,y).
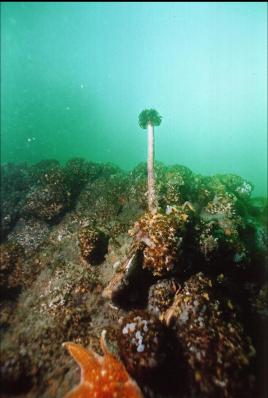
1,3 -> 268,398
1,2 -> 267,197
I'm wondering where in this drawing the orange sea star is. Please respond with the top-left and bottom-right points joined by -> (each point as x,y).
63,331 -> 144,398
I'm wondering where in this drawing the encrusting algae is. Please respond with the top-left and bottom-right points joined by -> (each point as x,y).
63,331 -> 143,398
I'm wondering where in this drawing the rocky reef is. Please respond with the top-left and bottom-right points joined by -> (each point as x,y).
0,159 -> 267,398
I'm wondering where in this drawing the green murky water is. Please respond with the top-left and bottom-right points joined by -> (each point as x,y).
1,2 -> 267,196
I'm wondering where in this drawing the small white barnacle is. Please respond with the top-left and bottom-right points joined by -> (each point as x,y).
128,322 -> 136,332
122,326 -> 128,335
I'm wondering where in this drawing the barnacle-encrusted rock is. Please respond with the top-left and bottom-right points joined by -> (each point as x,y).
197,193 -> 247,265
129,212 -> 186,277
165,272 -> 255,397
117,310 -> 170,381
248,197 -> 268,225
21,160 -> 100,225
1,163 -> 33,240
0,241 -> 24,290
187,173 -> 254,211
0,350 -> 33,395
7,218 -> 50,255
212,174 -> 253,200
78,226 -> 109,264
29,159 -> 60,179
147,278 -> 180,320
1,157 -> 266,398
22,166 -> 71,223
251,284 -> 268,319
127,163 -> 194,212
0,259 -> 100,396
63,158 -> 102,194
23,188 -> 67,222
158,165 -> 194,209
76,166 -> 129,235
